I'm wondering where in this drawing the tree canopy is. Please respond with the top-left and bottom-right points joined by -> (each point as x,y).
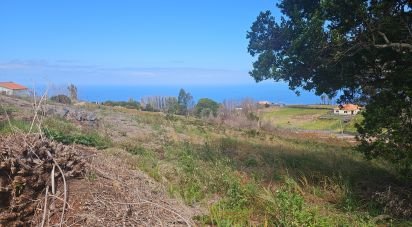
67,84 -> 78,101
194,98 -> 220,118
247,0 -> 412,175
177,88 -> 193,115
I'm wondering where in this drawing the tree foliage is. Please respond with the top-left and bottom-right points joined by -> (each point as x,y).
67,84 -> 78,101
50,94 -> 71,104
195,98 -> 220,118
103,99 -> 141,110
247,0 -> 412,174
177,88 -> 193,115
140,96 -> 177,113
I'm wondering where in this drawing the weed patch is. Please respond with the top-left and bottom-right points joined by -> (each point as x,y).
42,117 -> 110,148
0,120 -> 31,134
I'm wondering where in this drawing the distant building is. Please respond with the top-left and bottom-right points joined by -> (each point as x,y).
333,104 -> 361,115
258,101 -> 272,107
0,82 -> 28,96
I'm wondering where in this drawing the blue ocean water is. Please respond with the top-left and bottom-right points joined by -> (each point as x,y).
73,83 -> 323,104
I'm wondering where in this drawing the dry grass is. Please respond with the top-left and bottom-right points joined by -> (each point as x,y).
68,148 -> 198,226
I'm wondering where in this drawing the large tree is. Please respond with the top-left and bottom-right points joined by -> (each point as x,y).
67,84 -> 78,101
177,88 -> 193,116
247,0 -> 412,174
194,98 -> 220,118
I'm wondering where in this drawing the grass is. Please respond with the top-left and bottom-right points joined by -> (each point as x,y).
42,118 -> 111,148
0,119 -> 31,134
0,117 -> 111,149
261,106 -> 363,134
34,108 -> 407,225
2,102 -> 408,225
109,108 -> 406,226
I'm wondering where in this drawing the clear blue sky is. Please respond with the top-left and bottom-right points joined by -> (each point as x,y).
0,0 -> 282,86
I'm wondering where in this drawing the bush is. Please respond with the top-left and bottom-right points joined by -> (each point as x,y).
195,98 -> 219,118
42,118 -> 110,149
43,128 -> 110,149
102,100 -> 141,110
50,94 -> 72,104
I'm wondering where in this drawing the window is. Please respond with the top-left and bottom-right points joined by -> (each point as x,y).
344,111 -> 347,113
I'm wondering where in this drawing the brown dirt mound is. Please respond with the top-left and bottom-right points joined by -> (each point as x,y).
0,134 -> 89,226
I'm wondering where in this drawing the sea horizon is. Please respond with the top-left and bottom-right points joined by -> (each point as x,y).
37,83 -> 330,105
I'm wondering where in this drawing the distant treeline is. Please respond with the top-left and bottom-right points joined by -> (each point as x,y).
102,99 -> 141,110
102,88 -> 194,115
140,96 -> 178,113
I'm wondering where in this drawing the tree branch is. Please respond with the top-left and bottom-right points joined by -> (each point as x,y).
377,31 -> 390,44
374,43 -> 412,51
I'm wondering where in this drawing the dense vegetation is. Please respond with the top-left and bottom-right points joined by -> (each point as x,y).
247,0 -> 412,175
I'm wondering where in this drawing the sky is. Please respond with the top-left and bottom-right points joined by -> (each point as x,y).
0,0 -> 282,86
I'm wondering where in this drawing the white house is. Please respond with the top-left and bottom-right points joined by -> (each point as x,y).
333,104 -> 361,115
0,82 -> 28,96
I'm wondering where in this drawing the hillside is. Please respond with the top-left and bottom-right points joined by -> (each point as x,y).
260,105 -> 363,134
0,95 -> 411,226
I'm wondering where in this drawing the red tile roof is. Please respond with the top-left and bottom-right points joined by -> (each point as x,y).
334,104 -> 360,111
0,82 -> 28,90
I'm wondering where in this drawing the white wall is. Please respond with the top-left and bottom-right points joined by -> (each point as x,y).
0,87 -> 28,96
0,87 -> 12,95
333,109 -> 360,115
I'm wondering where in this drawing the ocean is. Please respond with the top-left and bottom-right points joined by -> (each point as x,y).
66,83 -> 324,105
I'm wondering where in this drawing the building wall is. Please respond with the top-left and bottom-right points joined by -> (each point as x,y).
0,87 -> 12,95
333,109 -> 360,115
0,87 -> 28,96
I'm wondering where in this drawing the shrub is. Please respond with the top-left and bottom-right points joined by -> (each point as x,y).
50,94 -> 72,104
43,128 -> 109,149
42,118 -> 110,149
195,98 -> 219,118
102,100 -> 141,110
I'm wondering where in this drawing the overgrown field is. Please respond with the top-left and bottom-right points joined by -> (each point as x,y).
261,105 -> 363,134
1,103 -> 411,226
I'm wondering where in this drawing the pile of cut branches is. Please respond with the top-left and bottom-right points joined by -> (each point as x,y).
0,134 -> 88,226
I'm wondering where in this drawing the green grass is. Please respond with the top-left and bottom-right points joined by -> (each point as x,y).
0,119 -> 32,134
32,102 -> 412,224
261,106 -> 363,133
0,117 -> 110,148
3,103 -> 405,225
105,108 -> 412,225
42,118 -> 111,148
116,120 -> 399,225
